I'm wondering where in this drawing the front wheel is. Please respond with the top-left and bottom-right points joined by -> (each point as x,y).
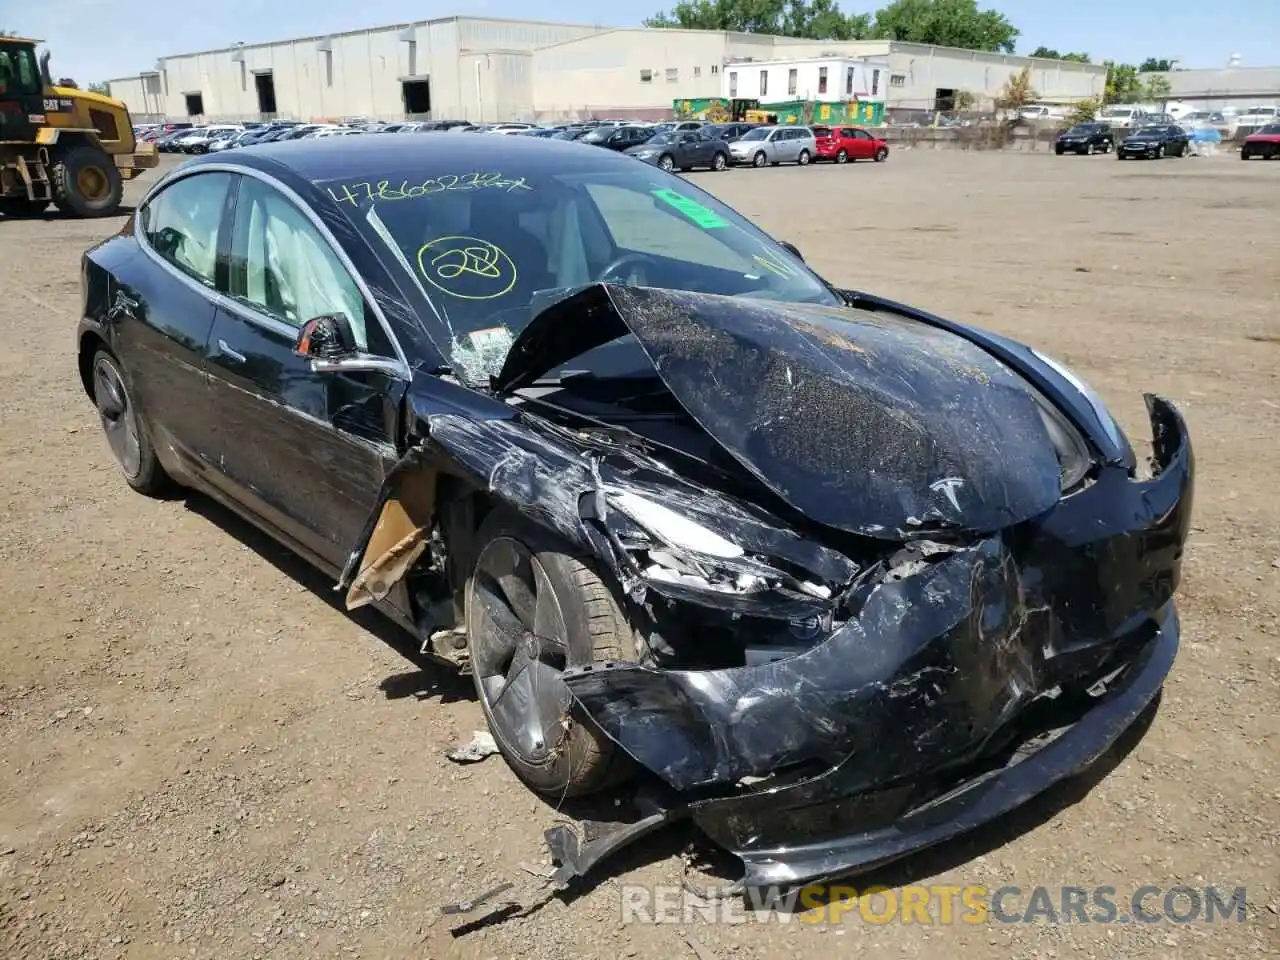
1156,144 -> 1165,159
91,350 -> 171,496
752,151 -> 767,168
711,151 -> 728,171
836,149 -> 848,164
874,147 -> 889,162
797,149 -> 811,166
465,509 -> 632,797
52,145 -> 124,217
1056,145 -> 1066,156
658,154 -> 675,172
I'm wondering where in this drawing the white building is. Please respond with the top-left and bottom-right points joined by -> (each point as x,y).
722,56 -> 890,105
107,17 -> 1109,124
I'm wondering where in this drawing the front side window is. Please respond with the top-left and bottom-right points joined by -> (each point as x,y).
324,159 -> 840,382
139,171 -> 232,285
0,46 -> 42,97
228,177 -> 370,349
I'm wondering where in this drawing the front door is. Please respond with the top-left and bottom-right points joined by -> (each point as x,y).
0,42 -> 46,144
203,174 -> 406,570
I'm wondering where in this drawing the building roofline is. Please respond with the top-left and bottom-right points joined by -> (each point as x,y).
153,15 -> 609,63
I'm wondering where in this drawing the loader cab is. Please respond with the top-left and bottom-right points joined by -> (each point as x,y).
0,38 -> 46,143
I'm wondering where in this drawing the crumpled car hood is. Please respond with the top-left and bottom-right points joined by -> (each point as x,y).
494,283 -> 1063,538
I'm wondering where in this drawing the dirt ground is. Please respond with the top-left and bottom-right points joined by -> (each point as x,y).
1,149 -> 1277,960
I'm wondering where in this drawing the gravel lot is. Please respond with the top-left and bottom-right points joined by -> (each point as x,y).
1,149 -> 1277,960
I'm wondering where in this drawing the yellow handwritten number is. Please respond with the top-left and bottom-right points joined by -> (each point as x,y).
417,236 -> 517,300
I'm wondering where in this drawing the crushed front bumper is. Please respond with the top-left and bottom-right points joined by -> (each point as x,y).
559,395 -> 1193,887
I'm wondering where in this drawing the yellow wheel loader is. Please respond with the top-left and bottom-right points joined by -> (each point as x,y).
0,36 -> 157,218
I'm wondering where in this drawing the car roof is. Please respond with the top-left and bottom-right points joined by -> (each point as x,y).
183,130 -> 647,184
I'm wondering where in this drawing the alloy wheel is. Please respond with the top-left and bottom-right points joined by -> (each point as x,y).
93,355 -> 142,479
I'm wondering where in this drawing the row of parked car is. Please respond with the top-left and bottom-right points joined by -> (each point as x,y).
133,117 -> 891,172
1055,119 -> 1280,161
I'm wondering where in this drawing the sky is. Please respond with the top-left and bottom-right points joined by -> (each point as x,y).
10,0 -> 1279,84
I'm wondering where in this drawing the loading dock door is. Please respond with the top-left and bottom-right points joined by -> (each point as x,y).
402,78 -> 430,116
254,72 -> 277,115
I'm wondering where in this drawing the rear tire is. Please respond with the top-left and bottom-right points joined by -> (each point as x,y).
874,147 -> 889,162
52,145 -> 123,218
658,154 -> 675,172
90,349 -> 171,496
836,149 -> 848,164
797,149 -> 811,165
712,151 -> 728,171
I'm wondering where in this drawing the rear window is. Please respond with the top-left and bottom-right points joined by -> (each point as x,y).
812,126 -> 832,137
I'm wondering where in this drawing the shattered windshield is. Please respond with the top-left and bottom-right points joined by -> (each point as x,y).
323,163 -> 840,382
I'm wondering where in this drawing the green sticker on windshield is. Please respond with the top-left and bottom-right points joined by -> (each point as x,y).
651,188 -> 729,229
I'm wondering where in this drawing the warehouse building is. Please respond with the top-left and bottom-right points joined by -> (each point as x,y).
1152,64 -> 1280,110
107,16 -> 1108,124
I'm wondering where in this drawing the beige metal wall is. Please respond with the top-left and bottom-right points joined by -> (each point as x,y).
110,17 -> 603,123
532,29 -> 733,118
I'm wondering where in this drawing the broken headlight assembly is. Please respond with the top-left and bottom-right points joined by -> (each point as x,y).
1031,387 -> 1093,492
601,489 -> 833,601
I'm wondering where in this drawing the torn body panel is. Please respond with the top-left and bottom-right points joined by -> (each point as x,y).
495,283 -> 1065,539
558,395 -> 1192,885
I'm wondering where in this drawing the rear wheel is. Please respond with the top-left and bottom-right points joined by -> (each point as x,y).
658,154 -> 675,172
836,149 -> 848,164
711,151 -> 728,171
91,349 -> 171,496
874,147 -> 889,162
797,149 -> 811,165
466,509 -> 632,797
52,145 -> 123,217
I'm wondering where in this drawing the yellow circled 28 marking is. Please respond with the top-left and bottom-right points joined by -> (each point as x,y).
416,235 -> 518,301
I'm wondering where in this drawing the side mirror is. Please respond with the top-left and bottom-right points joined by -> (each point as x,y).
295,313 -> 356,361
778,240 -> 804,262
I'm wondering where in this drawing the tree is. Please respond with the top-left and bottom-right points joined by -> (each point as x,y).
1102,61 -> 1142,104
953,88 -> 976,110
644,0 -> 870,37
1067,96 -> 1100,124
88,81 -> 110,95
1139,57 -> 1174,72
1029,46 -> 1090,62
1141,73 -> 1171,101
996,65 -> 1036,111
871,0 -> 1018,53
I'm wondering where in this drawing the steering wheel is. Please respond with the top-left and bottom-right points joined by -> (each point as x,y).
598,252 -> 660,286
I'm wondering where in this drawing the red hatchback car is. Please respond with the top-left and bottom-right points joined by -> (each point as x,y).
813,125 -> 890,163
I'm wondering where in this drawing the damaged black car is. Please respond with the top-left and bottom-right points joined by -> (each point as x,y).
77,135 -> 1194,891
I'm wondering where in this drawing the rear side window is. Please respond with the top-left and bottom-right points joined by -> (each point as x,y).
139,172 -> 233,287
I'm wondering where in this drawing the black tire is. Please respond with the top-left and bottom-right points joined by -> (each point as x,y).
465,509 -> 633,798
797,149 -> 811,166
90,349 -> 171,496
0,197 -> 49,218
836,149 -> 848,164
752,151 -> 767,168
52,145 -> 123,218
658,154 -> 675,172
874,147 -> 889,162
711,151 -> 728,171
1240,148 -> 1250,160
1055,145 -> 1065,156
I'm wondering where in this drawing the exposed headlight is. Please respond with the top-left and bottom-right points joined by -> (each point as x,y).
1031,390 -> 1093,491
601,490 -> 832,601
1030,349 -> 1126,453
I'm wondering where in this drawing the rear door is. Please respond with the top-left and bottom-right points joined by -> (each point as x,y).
202,173 -> 406,569
111,169 -> 235,473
